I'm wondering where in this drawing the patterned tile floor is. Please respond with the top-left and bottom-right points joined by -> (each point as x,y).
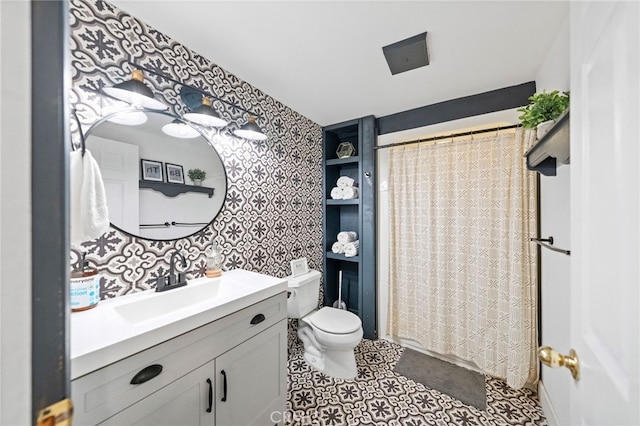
286,338 -> 547,426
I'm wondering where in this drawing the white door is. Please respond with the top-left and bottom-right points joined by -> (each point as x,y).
570,1 -> 639,424
88,136 -> 139,232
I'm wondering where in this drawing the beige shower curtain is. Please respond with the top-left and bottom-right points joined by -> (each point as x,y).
387,129 -> 538,388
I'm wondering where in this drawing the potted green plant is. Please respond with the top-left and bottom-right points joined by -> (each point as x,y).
518,90 -> 570,138
188,168 -> 206,185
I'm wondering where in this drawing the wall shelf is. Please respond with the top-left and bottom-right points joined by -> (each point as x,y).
139,180 -> 215,198
524,109 -> 570,176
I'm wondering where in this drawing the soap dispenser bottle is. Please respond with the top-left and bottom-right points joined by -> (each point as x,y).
70,252 -> 100,312
205,240 -> 223,278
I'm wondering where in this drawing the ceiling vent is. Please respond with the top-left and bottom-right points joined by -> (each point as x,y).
382,32 -> 429,75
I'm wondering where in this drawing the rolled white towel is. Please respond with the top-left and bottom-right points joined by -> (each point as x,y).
342,186 -> 359,200
344,240 -> 360,257
331,241 -> 345,254
337,231 -> 358,244
330,187 -> 343,199
337,176 -> 356,188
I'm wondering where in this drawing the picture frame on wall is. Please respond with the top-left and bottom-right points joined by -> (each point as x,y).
141,159 -> 163,182
165,163 -> 185,184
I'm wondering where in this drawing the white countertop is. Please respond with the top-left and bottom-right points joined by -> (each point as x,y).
70,269 -> 287,380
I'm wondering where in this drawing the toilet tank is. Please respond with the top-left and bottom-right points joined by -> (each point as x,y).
285,269 -> 322,318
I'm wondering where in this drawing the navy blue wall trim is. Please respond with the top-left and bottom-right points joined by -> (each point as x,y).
31,0 -> 70,422
377,81 -> 536,135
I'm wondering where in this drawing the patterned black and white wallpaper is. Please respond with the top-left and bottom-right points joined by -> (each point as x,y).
69,0 -> 323,299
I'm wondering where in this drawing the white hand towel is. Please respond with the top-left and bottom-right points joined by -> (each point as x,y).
331,241 -> 345,254
70,150 -> 110,244
344,240 -> 360,257
337,231 -> 358,244
341,186 -> 359,200
70,151 -> 84,244
337,176 -> 356,188
330,187 -> 343,200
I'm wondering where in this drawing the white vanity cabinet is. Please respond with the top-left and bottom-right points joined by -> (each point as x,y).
72,292 -> 287,426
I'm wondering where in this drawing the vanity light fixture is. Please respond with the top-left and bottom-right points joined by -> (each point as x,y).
161,119 -> 201,139
107,62 -> 268,140
183,95 -> 228,128
233,116 -> 268,141
103,69 -> 168,110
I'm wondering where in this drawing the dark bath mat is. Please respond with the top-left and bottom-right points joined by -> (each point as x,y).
393,348 -> 486,410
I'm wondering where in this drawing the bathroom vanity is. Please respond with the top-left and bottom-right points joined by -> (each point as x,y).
70,269 -> 287,426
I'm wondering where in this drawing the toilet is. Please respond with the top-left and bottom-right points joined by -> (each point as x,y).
286,269 -> 363,379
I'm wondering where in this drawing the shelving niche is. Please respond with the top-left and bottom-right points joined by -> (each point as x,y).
322,116 -> 377,339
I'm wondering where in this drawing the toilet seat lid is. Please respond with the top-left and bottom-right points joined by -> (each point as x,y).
307,307 -> 362,334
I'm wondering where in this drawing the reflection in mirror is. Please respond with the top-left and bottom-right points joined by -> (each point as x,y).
85,110 -> 227,240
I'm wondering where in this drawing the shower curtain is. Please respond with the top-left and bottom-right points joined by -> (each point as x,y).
387,129 -> 538,388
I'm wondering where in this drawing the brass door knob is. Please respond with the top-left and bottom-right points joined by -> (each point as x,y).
538,346 -> 580,380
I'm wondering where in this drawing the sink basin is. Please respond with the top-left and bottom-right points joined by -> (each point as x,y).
113,279 -> 249,324
71,268 -> 288,380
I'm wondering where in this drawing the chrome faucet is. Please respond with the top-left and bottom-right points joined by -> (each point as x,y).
156,250 -> 188,292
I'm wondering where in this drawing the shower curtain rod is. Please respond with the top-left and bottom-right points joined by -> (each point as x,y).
374,123 -> 521,150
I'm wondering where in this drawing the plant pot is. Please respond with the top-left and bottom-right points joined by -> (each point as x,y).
536,120 -> 555,139
191,179 -> 203,186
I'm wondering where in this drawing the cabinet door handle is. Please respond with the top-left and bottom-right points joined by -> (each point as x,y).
250,313 -> 265,325
130,364 -> 163,385
221,370 -> 228,402
206,378 -> 213,413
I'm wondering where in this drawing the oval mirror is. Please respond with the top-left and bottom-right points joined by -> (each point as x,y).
85,109 -> 227,240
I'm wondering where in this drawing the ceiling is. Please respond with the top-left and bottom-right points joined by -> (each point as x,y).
109,1 -> 569,127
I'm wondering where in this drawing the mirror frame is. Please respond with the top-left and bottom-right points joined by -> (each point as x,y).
83,108 -> 228,241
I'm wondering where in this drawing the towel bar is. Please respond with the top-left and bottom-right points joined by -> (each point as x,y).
530,237 -> 571,255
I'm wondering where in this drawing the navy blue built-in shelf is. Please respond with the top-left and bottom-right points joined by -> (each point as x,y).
322,116 -> 377,340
